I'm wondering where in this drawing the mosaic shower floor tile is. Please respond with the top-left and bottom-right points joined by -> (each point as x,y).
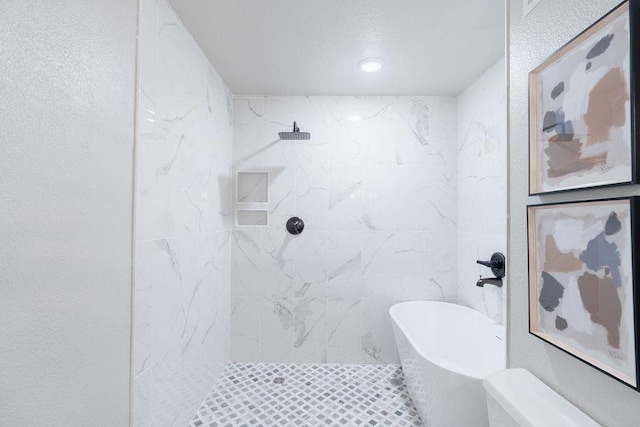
189,362 -> 423,426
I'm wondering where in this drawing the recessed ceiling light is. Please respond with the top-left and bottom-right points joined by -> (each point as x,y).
359,58 -> 384,73
348,115 -> 362,121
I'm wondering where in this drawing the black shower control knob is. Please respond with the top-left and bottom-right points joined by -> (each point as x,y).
286,217 -> 304,235
476,252 -> 506,279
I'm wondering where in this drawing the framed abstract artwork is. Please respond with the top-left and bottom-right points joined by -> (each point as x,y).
529,0 -> 639,195
527,197 -> 640,389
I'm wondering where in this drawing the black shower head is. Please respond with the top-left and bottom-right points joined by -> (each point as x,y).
278,121 -> 311,140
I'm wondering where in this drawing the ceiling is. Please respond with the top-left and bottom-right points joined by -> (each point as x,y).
167,0 -> 505,96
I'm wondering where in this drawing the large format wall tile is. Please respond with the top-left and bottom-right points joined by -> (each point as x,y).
327,231 -> 363,295
228,86 -> 503,364
231,96 -> 458,364
293,280 -> 328,363
458,231 -> 506,324
230,296 -> 260,362
134,0 -> 232,425
296,163 -> 329,230
362,166 -> 398,231
262,230 -> 295,297
456,58 -> 507,326
361,297 -> 400,364
230,230 -> 261,297
328,165 -> 363,231
260,295 -> 294,362
327,294 -> 363,363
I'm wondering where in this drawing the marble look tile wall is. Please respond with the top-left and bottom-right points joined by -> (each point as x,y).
457,58 -> 507,325
231,96 -> 458,364
133,0 -> 233,425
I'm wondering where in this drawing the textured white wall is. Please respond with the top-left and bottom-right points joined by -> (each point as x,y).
230,96 -> 458,364
133,0 -> 234,425
457,58 -> 507,325
509,1 -> 640,425
0,0 -> 137,425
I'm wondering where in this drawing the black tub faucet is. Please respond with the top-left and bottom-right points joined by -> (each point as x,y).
476,276 -> 503,288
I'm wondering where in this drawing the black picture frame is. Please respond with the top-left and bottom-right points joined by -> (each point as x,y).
527,196 -> 640,390
528,0 -> 640,195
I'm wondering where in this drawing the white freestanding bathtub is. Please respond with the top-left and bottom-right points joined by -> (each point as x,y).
389,301 -> 505,427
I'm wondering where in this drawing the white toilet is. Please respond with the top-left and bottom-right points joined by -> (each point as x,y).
483,368 -> 601,427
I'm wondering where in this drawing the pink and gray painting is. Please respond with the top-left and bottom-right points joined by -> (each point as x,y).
534,200 -> 634,382
536,7 -> 631,191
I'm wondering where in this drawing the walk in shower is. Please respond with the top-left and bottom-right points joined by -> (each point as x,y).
133,0 -> 507,425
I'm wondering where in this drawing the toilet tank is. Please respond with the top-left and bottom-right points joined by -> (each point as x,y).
483,369 -> 600,427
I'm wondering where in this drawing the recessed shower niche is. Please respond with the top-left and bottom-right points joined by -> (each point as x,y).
235,171 -> 269,227
236,171 -> 269,203
236,209 -> 269,227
